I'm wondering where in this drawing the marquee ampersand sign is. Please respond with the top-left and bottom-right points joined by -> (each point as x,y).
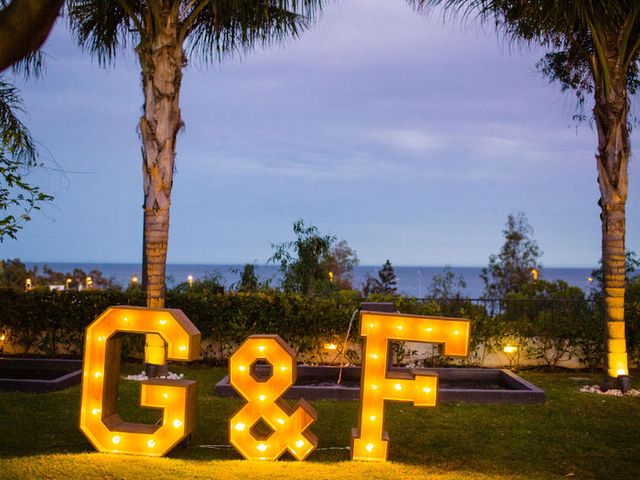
79,306 -> 200,456
229,335 -> 318,460
351,311 -> 470,461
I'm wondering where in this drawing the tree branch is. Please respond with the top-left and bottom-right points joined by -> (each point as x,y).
0,0 -> 64,73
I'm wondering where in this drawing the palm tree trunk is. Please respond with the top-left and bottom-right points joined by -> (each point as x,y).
138,13 -> 183,374
594,65 -> 630,389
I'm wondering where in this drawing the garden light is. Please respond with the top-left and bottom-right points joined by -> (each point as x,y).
503,345 -> 518,354
79,306 -> 200,457
229,335 -> 318,461
351,311 -> 470,462
323,343 -> 337,350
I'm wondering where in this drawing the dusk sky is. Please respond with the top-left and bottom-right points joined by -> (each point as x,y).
3,0 -> 640,267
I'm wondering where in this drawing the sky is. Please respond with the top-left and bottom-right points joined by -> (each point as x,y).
3,0 -> 640,267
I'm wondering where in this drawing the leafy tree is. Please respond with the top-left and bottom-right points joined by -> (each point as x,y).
237,263 -> 259,293
270,220 -> 335,294
362,259 -> 398,296
0,0 -> 64,72
320,239 -> 359,290
68,0 -> 324,308
481,213 -> 541,298
0,258 -> 34,288
428,266 -> 467,300
413,0 -> 640,393
0,80 -> 52,241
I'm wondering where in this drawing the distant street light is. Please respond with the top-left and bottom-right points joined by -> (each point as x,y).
188,275 -> 193,288
86,276 -> 93,289
25,278 -> 32,291
131,276 -> 139,285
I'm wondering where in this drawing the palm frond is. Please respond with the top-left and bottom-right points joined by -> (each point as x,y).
67,0 -> 140,67
0,79 -> 36,165
182,0 -> 324,63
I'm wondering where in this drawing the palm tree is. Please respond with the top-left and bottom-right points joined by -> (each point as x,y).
410,0 -> 640,389
68,0 -> 322,308
69,1 -> 323,375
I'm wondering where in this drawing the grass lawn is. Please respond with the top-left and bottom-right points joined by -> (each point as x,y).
0,364 -> 639,479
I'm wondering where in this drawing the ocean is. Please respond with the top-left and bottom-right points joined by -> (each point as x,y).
25,263 -> 596,298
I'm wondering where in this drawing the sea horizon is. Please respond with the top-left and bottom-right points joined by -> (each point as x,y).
23,262 -> 597,299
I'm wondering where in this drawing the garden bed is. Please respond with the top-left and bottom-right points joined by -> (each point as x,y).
214,365 -> 546,403
0,358 -> 82,393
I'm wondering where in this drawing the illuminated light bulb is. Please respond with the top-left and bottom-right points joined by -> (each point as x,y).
454,330 -> 460,335
163,393 -> 169,399
323,343 -> 337,350
178,345 -> 187,352
423,387 -> 432,394
147,439 -> 155,448
235,422 -> 246,432
93,371 -> 102,378
425,327 -> 433,332
371,353 -> 378,360
365,443 -> 374,452
172,419 -> 183,429
295,439 -> 305,449
159,319 -> 167,326
371,384 -> 378,390
396,325 -> 403,331
123,317 -> 128,322
0,334 -> 4,341
369,323 -> 375,328
112,435 -> 121,445
259,394 -> 267,402
394,383 -> 402,391
238,365 -> 247,372
91,408 -> 101,416
503,345 -> 518,354
258,345 -> 265,352
369,415 -> 376,422
257,443 -> 267,452
279,366 -> 288,372
276,418 -> 285,425
97,336 -> 104,342
617,369 -> 627,376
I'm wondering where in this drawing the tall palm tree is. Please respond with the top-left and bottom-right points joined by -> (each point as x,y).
69,0 -> 322,307
69,0 -> 323,373
411,0 -> 640,389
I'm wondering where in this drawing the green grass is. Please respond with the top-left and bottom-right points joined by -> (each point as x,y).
0,365 -> 639,479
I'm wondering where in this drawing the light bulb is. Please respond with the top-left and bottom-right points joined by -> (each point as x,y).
369,415 -> 376,421
159,319 -> 167,326
276,418 -> 285,425
371,353 -> 378,360
238,365 -> 247,372
423,387 -> 432,394
147,439 -> 155,448
91,408 -> 101,416
394,383 -> 402,391
295,439 -> 304,449
257,443 -> 267,452
258,345 -> 265,352
172,419 -> 183,429
259,394 -> 266,402
93,371 -> 102,378
112,435 -> 121,445
235,422 -> 246,432
365,443 -> 374,452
